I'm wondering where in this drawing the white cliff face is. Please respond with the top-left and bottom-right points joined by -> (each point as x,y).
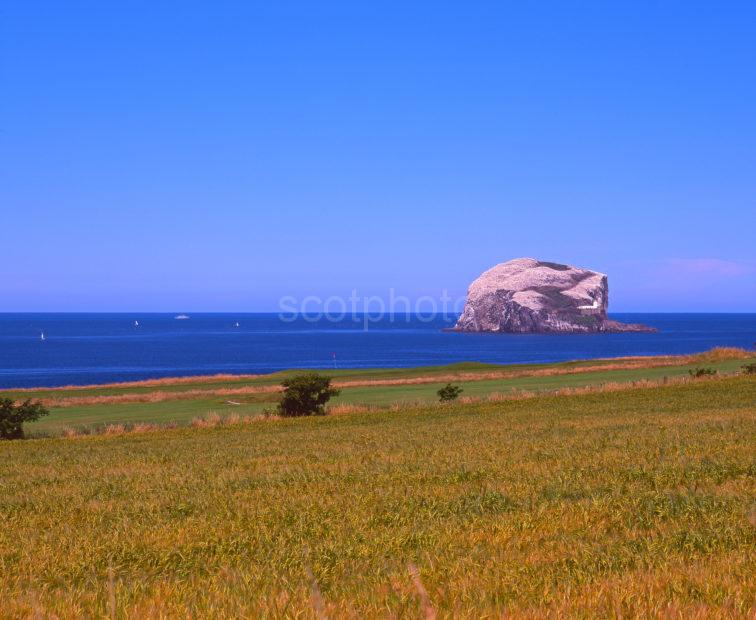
455,258 -> 653,333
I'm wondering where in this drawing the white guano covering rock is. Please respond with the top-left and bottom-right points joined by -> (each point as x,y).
454,258 -> 654,333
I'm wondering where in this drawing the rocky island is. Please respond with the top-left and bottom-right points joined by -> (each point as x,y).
454,258 -> 655,333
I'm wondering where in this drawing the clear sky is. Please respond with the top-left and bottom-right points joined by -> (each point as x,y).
2,1 -> 755,312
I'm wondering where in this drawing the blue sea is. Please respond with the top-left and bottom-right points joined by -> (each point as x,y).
0,313 -> 754,388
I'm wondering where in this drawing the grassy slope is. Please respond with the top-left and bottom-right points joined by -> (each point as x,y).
3,358 -> 682,400
6,355 -> 750,401
1,377 -> 754,617
21,356 -> 755,434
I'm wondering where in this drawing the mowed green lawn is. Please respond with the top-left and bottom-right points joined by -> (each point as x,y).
1,377 -> 754,617
0,358 -> 691,401
19,356 -> 755,435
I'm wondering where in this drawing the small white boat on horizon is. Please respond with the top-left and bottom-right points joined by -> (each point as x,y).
175,314 -> 190,320
134,320 -> 139,327
40,331 -> 45,341
234,321 -> 240,327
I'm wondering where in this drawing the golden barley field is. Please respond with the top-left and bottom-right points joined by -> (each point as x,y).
1,375 -> 754,618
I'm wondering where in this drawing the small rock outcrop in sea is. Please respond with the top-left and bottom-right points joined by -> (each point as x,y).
454,258 -> 655,333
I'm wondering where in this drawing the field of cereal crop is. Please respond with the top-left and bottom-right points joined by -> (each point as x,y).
1,373 -> 754,617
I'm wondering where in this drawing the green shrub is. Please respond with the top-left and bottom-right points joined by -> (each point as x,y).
688,367 -> 716,378
0,399 -> 50,439
741,363 -> 756,375
437,383 -> 463,402
277,373 -> 340,417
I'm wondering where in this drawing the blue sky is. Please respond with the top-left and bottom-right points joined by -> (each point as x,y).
2,1 -> 754,312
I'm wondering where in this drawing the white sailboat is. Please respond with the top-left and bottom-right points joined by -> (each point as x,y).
40,331 -> 45,341
234,321 -> 240,328
134,320 -> 139,327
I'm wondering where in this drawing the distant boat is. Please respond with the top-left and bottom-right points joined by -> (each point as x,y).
40,331 -> 45,341
134,320 -> 139,327
175,314 -> 190,320
234,322 -> 240,327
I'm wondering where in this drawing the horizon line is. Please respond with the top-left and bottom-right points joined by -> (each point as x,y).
1,311 -> 755,315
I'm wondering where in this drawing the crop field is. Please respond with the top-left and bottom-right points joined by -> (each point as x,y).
1,372 -> 754,617
2,347 -> 753,436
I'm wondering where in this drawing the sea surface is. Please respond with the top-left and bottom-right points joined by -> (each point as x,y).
0,313 -> 754,388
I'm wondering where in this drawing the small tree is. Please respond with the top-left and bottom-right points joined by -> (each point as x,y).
0,399 -> 50,439
688,367 -> 716,378
437,383 -> 463,402
277,373 -> 340,417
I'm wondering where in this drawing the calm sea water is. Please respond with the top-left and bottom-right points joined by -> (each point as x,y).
0,313 -> 754,388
